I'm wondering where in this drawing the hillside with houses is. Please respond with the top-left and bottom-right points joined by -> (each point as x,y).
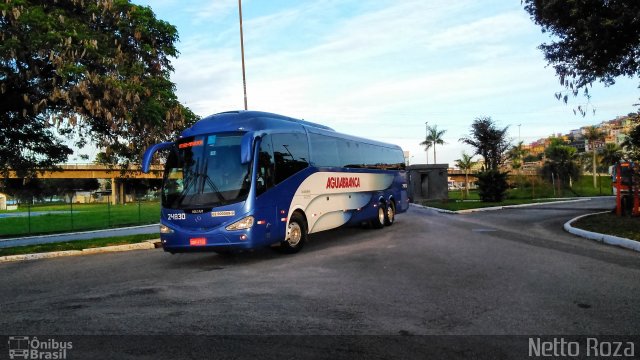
518,114 -> 639,172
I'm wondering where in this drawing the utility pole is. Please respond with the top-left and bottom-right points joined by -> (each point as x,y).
238,0 -> 248,110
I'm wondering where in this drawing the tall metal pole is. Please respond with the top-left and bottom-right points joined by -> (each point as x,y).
518,124 -> 521,143
425,122 -> 429,164
238,0 -> 248,110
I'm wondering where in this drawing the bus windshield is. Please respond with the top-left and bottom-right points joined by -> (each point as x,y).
162,133 -> 251,209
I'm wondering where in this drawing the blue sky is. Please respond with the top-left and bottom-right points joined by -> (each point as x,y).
133,0 -> 640,166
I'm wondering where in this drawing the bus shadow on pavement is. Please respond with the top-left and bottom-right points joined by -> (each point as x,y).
160,222 -> 393,269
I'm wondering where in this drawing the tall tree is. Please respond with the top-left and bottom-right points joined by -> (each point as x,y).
419,138 -> 432,164
600,143 -> 623,170
454,152 -> 478,198
423,125 -> 446,164
460,117 -> 511,202
508,141 -> 528,172
622,124 -> 640,161
541,143 -> 581,193
523,0 -> 640,112
460,117 -> 510,171
0,0 -> 198,180
583,125 -> 604,188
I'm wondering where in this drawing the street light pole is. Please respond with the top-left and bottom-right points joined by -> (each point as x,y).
518,124 -> 521,143
238,0 -> 248,110
425,121 -> 429,164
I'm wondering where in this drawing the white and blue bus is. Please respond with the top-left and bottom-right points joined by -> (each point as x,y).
142,111 -> 409,254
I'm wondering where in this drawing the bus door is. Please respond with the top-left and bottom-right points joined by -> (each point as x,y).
254,135 -> 278,243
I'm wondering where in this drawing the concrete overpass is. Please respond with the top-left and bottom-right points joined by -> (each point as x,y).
7,164 -> 164,205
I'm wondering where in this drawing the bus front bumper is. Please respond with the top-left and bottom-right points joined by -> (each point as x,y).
160,223 -> 270,253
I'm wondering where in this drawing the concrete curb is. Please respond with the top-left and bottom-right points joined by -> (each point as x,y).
410,198 -> 591,214
564,213 -> 640,253
0,239 -> 161,263
410,203 -> 457,214
0,223 -> 160,243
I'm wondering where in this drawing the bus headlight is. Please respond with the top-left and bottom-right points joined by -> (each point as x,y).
225,216 -> 254,231
160,224 -> 174,234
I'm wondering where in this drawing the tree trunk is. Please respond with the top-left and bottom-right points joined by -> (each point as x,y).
465,172 -> 469,197
433,146 -> 436,164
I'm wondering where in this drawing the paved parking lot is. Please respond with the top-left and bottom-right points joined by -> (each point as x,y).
0,197 -> 637,358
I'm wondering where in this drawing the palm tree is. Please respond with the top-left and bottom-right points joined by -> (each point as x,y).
459,117 -> 510,202
459,117 -> 510,171
419,138 -> 432,164
422,125 -> 446,164
600,143 -> 622,170
541,143 -> 581,194
584,126 -> 604,188
508,141 -> 527,172
455,152 -> 478,198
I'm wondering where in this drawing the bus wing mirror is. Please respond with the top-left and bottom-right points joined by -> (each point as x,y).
141,142 -> 173,173
241,132 -> 256,165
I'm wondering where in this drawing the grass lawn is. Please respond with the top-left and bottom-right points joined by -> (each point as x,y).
572,213 -> 640,242
428,175 -> 639,242
0,202 -> 160,238
0,233 -> 160,257
436,175 -> 613,211
422,198 -> 556,212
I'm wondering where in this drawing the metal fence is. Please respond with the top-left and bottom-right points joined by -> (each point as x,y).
0,196 -> 161,238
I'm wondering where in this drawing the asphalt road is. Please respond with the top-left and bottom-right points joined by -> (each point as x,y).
0,197 -> 638,358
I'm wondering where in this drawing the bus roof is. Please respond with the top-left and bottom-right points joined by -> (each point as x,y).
181,110 -> 401,150
182,111 -> 333,136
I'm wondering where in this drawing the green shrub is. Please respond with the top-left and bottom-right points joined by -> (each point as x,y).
477,170 -> 509,202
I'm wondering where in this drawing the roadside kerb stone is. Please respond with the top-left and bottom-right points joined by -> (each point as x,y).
0,223 -> 160,243
0,250 -> 83,263
0,239 -> 161,263
564,212 -> 640,253
410,198 -> 590,214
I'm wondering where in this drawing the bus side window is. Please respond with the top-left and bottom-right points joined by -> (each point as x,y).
257,135 -> 275,196
310,133 -> 340,167
272,133 -> 310,184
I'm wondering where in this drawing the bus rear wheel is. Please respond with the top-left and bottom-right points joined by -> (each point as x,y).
385,202 -> 395,226
279,213 -> 307,254
371,204 -> 386,229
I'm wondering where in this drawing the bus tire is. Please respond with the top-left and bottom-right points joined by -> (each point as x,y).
371,204 -> 385,229
385,201 -> 395,226
279,213 -> 307,254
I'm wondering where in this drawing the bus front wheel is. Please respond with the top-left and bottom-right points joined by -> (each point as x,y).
279,213 -> 307,254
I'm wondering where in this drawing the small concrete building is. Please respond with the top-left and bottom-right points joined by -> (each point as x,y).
407,164 -> 448,201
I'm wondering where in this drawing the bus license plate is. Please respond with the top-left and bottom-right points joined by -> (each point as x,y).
190,238 -> 206,246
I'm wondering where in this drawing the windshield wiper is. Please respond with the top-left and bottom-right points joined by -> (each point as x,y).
201,158 -> 226,203
175,167 -> 199,206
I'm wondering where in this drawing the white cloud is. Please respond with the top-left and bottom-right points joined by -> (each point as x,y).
426,11 -> 532,51
185,1 -> 237,23
160,0 -> 639,166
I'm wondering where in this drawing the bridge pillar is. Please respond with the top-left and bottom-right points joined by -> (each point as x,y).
119,180 -> 125,205
110,178 -> 126,205
111,178 -> 118,205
